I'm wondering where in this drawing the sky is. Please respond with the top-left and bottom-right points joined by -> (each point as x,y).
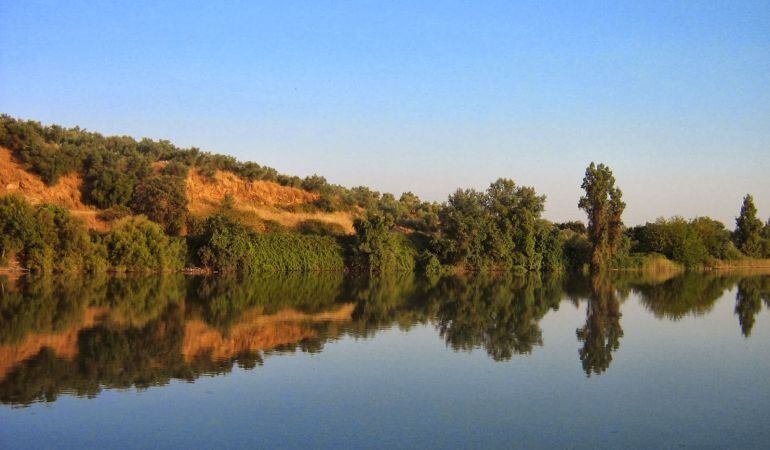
1,0 -> 768,226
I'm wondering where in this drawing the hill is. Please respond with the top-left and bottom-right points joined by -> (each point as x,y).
0,146 -> 355,234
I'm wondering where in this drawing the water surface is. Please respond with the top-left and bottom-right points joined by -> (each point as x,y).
1,272 -> 768,448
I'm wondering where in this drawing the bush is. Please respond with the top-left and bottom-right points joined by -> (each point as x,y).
83,153 -> 151,208
101,217 -> 186,272
417,250 -> 452,276
296,219 -> 347,237
32,205 -> 106,273
353,215 -> 417,272
130,175 -> 188,234
0,116 -> 79,184
562,231 -> 592,273
159,161 -> 190,178
97,205 -> 132,222
193,214 -> 346,272
250,233 -> 346,271
631,216 -> 735,267
0,194 -> 37,265
194,214 -> 256,272
0,195 -> 105,272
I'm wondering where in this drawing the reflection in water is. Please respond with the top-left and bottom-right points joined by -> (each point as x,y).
1,271 -> 768,405
576,275 -> 623,376
433,275 -> 563,360
735,277 -> 770,337
631,273 -> 736,320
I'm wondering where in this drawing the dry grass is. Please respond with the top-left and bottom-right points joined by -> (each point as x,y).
1,147 -> 356,233
186,167 -> 317,209
704,258 -> 770,274
640,256 -> 683,274
186,168 -> 356,233
0,146 -> 112,231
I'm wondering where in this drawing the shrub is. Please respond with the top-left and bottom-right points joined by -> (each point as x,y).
160,161 -> 190,178
130,175 -> 188,234
353,215 -> 417,272
101,217 -> 186,272
250,233 -> 346,271
296,219 -> 347,237
32,204 -> 106,273
97,205 -> 132,222
0,195 -> 105,272
193,214 -> 346,272
83,153 -> 151,208
0,116 -> 79,184
194,214 -> 256,272
631,216 -> 735,267
0,194 -> 37,265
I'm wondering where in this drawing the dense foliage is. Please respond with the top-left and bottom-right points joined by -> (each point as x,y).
431,179 -> 561,272
130,174 -> 188,234
578,163 -> 626,272
629,217 -> 741,267
353,215 -> 418,272
0,195 -> 104,272
100,217 -> 187,272
2,115 -> 769,274
193,214 -> 345,272
734,194 -> 764,257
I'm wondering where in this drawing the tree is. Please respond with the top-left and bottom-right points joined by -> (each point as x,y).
734,194 -> 763,257
101,217 -> 186,271
130,175 -> 188,235
353,214 -> 416,272
437,188 -> 491,269
195,214 -> 256,272
485,179 -> 546,270
578,163 -> 625,272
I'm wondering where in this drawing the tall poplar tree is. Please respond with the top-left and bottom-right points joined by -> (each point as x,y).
734,194 -> 763,257
578,163 -> 625,272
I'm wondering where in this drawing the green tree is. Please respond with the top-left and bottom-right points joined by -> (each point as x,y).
578,163 -> 626,272
130,175 -> 188,235
437,188 -> 491,269
734,194 -> 763,257
194,214 -> 256,272
353,214 -> 417,272
101,217 -> 186,271
485,179 -> 546,270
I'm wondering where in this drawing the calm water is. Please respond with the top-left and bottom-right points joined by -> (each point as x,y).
1,272 -> 768,449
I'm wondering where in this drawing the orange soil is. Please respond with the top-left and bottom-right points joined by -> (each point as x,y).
0,304 -> 354,381
186,168 -> 356,233
0,307 -> 109,381
0,147 -> 109,231
0,146 -> 356,234
182,303 -> 355,361
186,167 -> 317,209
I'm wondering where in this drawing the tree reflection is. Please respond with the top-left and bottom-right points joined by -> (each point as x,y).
735,277 -> 768,337
1,272 -> 768,405
432,274 -> 562,361
632,273 -> 735,320
576,274 -> 623,376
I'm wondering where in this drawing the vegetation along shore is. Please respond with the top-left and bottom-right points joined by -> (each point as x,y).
1,115 -> 769,275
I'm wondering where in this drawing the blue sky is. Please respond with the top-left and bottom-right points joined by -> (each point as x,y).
1,1 -> 768,225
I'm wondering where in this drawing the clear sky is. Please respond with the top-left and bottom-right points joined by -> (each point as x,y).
1,1 -> 768,226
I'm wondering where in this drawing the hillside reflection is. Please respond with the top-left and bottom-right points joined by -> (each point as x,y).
1,271 -> 768,405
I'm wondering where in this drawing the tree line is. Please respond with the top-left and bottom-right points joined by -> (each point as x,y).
1,115 -> 769,274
